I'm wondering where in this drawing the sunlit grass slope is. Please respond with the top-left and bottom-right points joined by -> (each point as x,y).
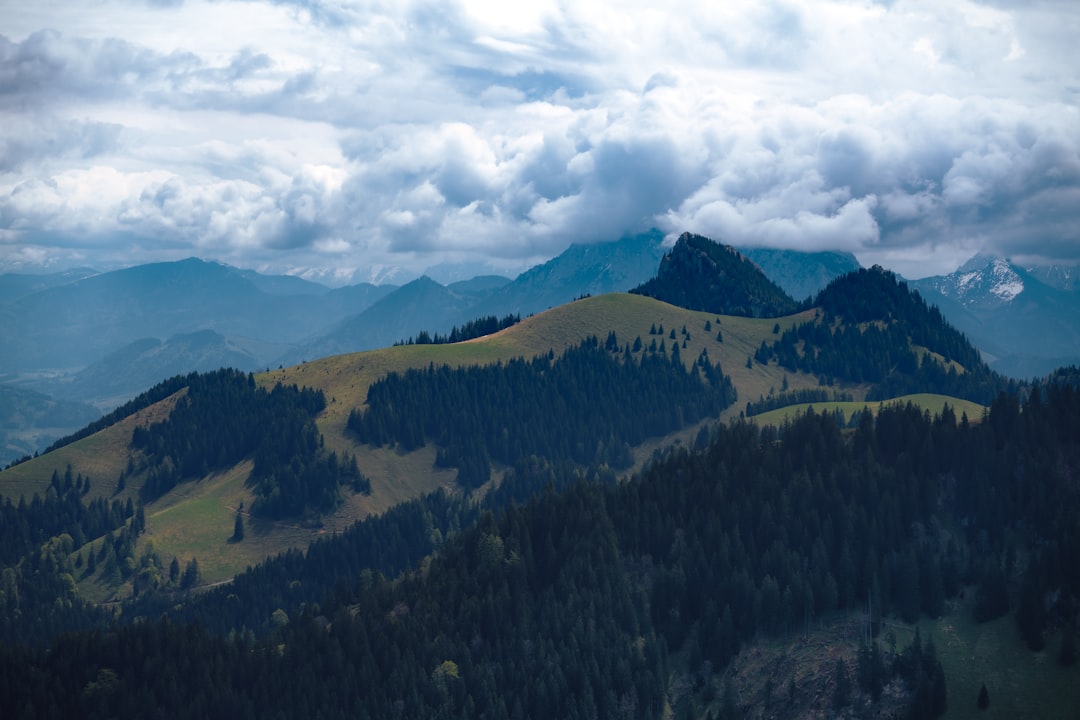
2,292 -> 969,594
748,394 -> 988,427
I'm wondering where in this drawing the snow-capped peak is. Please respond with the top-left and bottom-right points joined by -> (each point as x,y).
923,255 -> 1025,308
986,259 -> 1024,302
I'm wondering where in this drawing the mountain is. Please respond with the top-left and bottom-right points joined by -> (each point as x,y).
631,232 -> 799,317
750,265 -> 1010,404
911,256 -> 1080,378
0,384 -> 100,467
280,276 -> 484,364
0,267 -> 99,306
4,271 -> 1078,717
470,229 -> 667,317
737,246 -> 861,302
446,274 -> 512,300
61,330 -> 262,408
283,232 -> 666,365
1024,262 -> 1080,292
0,258 -> 397,375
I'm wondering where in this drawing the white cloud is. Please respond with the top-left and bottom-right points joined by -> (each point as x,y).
0,0 -> 1077,278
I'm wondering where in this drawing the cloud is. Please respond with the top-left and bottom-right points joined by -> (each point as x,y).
0,0 -> 1077,279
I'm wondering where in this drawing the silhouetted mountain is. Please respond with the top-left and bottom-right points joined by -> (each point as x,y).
753,265 -> 1011,403
737,247 -> 861,302
631,232 -> 798,317
912,256 -> 1080,378
285,233 -> 667,364
471,230 -> 667,317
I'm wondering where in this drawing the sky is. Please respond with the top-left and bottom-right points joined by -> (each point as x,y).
1,0 -> 1078,283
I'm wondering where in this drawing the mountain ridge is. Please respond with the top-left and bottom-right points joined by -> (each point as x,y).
631,232 -> 800,317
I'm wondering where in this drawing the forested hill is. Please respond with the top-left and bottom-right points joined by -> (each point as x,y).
5,381 -> 1080,718
631,232 -> 799,317
753,266 -> 1017,404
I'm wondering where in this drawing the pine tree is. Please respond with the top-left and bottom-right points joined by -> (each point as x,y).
232,511 -> 245,542
181,557 -> 200,589
977,683 -> 989,710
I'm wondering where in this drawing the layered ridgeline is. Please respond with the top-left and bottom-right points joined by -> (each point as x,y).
752,266 -> 1016,406
0,292 -> 755,613
4,383 -> 1080,718
1,238 -> 1079,717
0,238 -> 1014,611
631,232 -> 800,317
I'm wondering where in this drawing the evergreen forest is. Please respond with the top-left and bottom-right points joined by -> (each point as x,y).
348,336 -> 735,488
3,376 -> 1079,718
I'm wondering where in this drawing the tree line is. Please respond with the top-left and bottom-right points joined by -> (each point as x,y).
753,266 -> 1016,404
394,313 -> 521,346
130,368 -> 366,517
348,335 -> 736,488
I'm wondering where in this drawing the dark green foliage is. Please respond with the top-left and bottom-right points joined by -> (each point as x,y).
977,683 -> 989,709
744,388 -> 853,417
348,337 -> 735,487
0,480 -> 141,647
394,313 -> 520,346
0,480 -> 131,567
631,232 -> 799,317
231,512 -> 245,542
7,360 -> 1080,716
38,373 -> 197,456
1016,568 -> 1047,651
129,369 -> 357,518
753,267 -> 1016,404
180,557 -> 200,589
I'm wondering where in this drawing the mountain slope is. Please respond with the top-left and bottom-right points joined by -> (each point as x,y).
0,385 -> 101,466
737,246 -> 861,302
283,231 -> 666,365
280,276 -> 483,364
0,267 -> 99,306
631,232 -> 799,317
471,229 -> 667,317
62,330 -> 261,407
912,256 -> 1080,377
0,258 -> 391,374
0,273 -> 1005,595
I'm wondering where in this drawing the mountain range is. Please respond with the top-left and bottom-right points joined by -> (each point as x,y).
2,233 -> 1077,718
3,232 -> 1079,467
911,254 -> 1080,378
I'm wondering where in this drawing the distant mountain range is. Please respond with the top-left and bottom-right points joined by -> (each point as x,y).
736,246 -> 861,303
4,231 -> 1079,465
911,255 -> 1080,378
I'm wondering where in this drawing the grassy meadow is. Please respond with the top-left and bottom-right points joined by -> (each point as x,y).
0,293 -> 984,599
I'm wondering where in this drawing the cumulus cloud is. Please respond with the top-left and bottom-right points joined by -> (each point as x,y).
1,0 -> 1078,279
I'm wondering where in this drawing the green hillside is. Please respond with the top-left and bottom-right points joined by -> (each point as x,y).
748,393 -> 988,427
0,289 -> 989,600
0,293 -> 835,596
